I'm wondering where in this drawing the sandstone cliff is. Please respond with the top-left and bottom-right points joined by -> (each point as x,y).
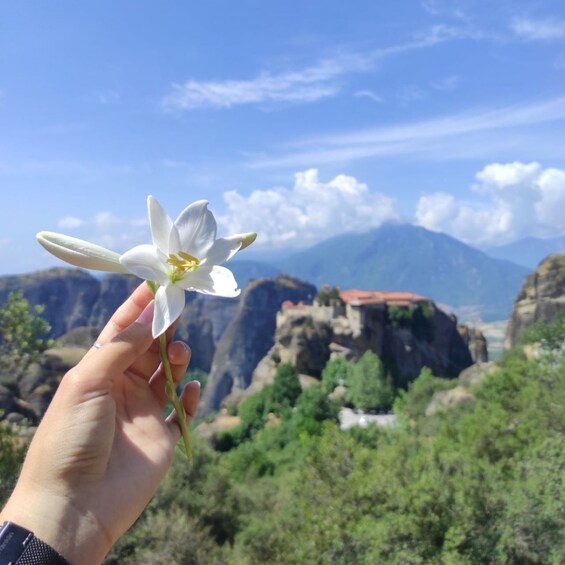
0,268 -> 240,373
250,297 -> 477,397
504,254 -> 565,349
198,275 -> 316,414
0,268 -> 244,421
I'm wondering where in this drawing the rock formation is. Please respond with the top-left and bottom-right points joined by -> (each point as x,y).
249,290 -> 476,399
198,275 -> 316,415
505,254 -> 565,349
458,324 -> 488,363
0,268 -> 241,373
0,346 -> 88,424
0,268 -> 245,421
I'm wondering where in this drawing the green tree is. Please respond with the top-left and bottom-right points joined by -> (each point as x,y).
520,313 -> 565,352
315,285 -> 343,306
321,355 -> 353,392
0,290 -> 54,380
394,367 -> 455,422
0,424 -> 25,505
271,363 -> 301,411
347,351 -> 394,411
291,384 -> 340,435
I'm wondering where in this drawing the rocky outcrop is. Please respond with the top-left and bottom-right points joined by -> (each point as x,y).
198,276 -> 317,414
425,385 -> 475,416
0,268 -> 102,337
0,268 -> 246,422
250,299 -> 475,397
0,346 -> 88,424
0,268 -> 242,373
458,325 -> 488,363
504,254 -> 565,349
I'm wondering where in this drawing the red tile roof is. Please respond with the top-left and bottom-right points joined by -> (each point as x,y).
281,300 -> 307,310
339,289 -> 428,305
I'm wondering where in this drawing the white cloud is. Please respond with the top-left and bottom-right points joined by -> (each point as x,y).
555,53 -> 565,69
398,85 -> 425,102
248,96 -> 565,168
162,27 -> 467,111
161,57 -> 355,110
413,192 -> 457,232
415,161 -> 565,245
421,0 -> 469,21
354,90 -> 384,103
432,75 -> 460,91
510,18 -> 565,41
93,211 -> 121,228
57,216 -> 84,229
474,161 -> 541,190
217,169 -> 398,248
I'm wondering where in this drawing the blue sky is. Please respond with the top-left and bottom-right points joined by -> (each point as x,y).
1,0 -> 565,274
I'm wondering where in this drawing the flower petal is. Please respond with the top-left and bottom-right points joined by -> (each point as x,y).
179,265 -> 240,297
36,231 -> 129,273
174,200 -> 217,258
202,237 -> 242,266
153,284 -> 186,337
226,232 -> 257,251
120,244 -> 169,284
148,196 -> 174,255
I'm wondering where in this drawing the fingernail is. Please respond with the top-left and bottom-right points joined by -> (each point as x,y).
136,300 -> 155,326
190,379 -> 201,389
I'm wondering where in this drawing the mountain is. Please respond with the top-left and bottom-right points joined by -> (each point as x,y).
228,259 -> 280,288
276,224 -> 529,322
483,235 -> 565,269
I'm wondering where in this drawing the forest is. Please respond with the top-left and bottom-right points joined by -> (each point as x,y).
99,314 -> 565,564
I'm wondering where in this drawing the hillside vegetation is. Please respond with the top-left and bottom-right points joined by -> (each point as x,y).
103,315 -> 565,564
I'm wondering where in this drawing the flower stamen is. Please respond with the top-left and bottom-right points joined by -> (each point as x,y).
167,251 -> 200,282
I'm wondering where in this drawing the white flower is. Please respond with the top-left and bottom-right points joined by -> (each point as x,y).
120,196 -> 256,337
36,231 -> 129,273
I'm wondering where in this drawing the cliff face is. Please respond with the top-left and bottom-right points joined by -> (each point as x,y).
250,300 -> 476,396
0,268 -> 241,374
505,254 -> 565,349
0,268 -> 249,422
0,268 -> 102,337
198,276 -> 316,414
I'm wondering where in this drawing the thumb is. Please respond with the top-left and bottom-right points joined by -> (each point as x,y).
81,301 -> 156,383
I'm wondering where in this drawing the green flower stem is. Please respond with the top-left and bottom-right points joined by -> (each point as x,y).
158,332 -> 192,461
146,281 -> 192,462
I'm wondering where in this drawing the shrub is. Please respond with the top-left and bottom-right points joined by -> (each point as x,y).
271,363 -> 301,412
347,351 -> 395,411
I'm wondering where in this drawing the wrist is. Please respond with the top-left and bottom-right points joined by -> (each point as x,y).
0,484 -> 112,565
0,520 -> 71,564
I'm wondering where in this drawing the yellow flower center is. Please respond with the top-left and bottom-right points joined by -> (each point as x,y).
167,251 -> 200,283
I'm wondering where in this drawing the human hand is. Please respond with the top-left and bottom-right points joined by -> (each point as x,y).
0,282 -> 200,564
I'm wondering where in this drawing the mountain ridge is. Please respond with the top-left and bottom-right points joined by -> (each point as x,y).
482,234 -> 565,269
274,224 -> 528,321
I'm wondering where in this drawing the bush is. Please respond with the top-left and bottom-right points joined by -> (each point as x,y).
347,351 -> 395,411
271,363 -> 301,412
321,356 -> 353,392
0,291 -> 54,380
394,367 -> 455,422
291,384 -> 340,435
0,423 -> 25,506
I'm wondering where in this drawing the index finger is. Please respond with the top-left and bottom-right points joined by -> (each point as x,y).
96,282 -> 154,345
